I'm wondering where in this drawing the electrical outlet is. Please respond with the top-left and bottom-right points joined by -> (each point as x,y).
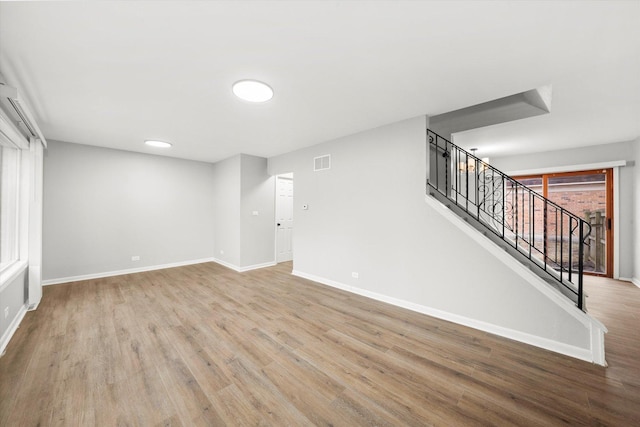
4,307 -> 8,319
131,256 -> 140,261
352,272 -> 359,279
220,250 -> 224,255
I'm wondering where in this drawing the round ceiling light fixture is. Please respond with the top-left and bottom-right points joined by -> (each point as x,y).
232,80 -> 273,103
145,140 -> 172,148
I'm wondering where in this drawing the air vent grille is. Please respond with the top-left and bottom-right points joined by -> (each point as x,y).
313,154 -> 331,171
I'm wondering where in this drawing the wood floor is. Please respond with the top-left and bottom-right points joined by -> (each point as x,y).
1,262 -> 639,426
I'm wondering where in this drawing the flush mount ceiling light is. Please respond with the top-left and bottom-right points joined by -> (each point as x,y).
144,140 -> 172,148
232,80 -> 273,103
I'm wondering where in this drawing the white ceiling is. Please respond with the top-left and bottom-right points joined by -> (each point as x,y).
1,1 -> 638,163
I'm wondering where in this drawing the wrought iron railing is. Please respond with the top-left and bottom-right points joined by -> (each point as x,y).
427,129 -> 590,310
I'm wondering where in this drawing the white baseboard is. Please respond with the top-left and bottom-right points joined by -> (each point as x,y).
424,195 -> 606,334
42,257 -> 278,286
42,257 -> 216,286
424,198 -> 567,305
212,258 -> 276,273
618,277 -> 640,288
0,304 -> 27,356
620,277 -> 640,288
238,261 -> 276,272
292,269 -> 605,366
210,258 -> 239,271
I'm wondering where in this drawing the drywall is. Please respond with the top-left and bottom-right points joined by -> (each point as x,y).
633,140 -> 639,286
268,116 -> 598,358
239,154 -> 275,267
490,139 -> 637,280
0,268 -> 26,353
212,154 -> 275,270
43,141 -> 215,281
212,155 -> 242,267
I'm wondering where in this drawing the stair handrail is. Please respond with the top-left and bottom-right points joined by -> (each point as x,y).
427,129 -> 591,310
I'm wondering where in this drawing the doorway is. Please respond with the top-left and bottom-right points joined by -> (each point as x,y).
513,169 -> 613,277
275,174 -> 293,263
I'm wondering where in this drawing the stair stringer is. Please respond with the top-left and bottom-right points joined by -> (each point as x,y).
425,194 -> 607,366
430,187 -> 584,306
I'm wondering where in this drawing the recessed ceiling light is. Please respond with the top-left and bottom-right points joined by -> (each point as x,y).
232,80 -> 273,103
145,140 -> 172,148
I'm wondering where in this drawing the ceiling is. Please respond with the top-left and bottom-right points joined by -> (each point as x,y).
1,1 -> 638,163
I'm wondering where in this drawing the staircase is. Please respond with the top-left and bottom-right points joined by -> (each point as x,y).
427,129 -> 591,310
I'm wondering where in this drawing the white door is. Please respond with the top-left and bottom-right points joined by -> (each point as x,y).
276,176 -> 293,263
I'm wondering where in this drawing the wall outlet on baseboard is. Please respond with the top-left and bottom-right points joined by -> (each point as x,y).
352,272 -> 359,279
4,307 -> 8,319
131,256 -> 140,261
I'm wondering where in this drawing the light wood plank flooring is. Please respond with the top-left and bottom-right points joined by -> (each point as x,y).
1,262 -> 639,426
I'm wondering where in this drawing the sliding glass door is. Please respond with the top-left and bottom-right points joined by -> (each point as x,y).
513,169 -> 613,277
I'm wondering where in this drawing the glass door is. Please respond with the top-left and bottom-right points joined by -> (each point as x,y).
513,169 -> 613,277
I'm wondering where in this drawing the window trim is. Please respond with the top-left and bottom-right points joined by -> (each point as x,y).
0,260 -> 28,293
0,106 -> 29,286
0,145 -> 21,274
0,106 -> 30,150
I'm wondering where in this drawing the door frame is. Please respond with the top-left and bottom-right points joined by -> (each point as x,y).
513,168 -> 613,277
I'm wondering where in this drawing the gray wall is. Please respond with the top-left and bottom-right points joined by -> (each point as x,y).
0,269 -> 27,346
268,116 -> 591,350
43,141 -> 216,281
633,141 -> 639,284
490,139 -> 637,280
240,154 -> 275,267
212,155 -> 241,267
212,154 -> 275,269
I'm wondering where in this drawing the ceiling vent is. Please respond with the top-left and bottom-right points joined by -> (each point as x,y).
314,154 -> 331,171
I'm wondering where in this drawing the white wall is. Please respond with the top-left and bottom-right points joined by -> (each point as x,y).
43,141 -> 216,281
490,139 -> 637,280
269,116 -> 600,358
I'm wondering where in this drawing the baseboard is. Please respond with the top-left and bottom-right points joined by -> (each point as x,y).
292,269 -> 603,365
212,259 -> 276,273
42,257 -> 216,286
618,277 -> 640,288
424,194 -> 603,330
42,257 -> 278,286
238,261 -> 276,272
0,304 -> 27,356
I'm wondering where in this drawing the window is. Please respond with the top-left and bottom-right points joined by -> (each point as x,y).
0,144 -> 20,272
